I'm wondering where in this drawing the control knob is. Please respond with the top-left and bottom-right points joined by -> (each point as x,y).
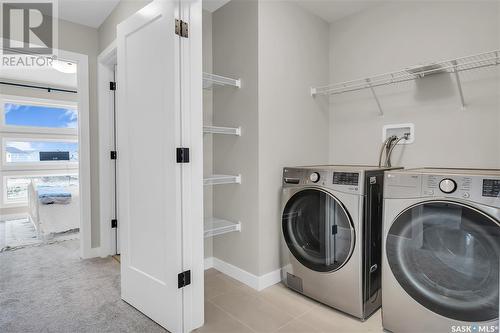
310,172 -> 320,183
439,178 -> 457,194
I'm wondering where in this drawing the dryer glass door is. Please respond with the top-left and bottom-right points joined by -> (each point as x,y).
282,189 -> 354,272
386,201 -> 500,322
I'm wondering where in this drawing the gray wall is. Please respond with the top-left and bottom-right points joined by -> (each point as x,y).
328,1 -> 500,168
203,9 -> 213,259
210,0 -> 329,276
97,0 -> 152,53
257,1 -> 330,275
212,0 -> 261,275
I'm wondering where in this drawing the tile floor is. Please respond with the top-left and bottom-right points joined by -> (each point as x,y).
198,268 -> 383,333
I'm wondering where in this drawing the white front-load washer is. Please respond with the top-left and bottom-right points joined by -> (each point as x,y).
382,168 -> 500,333
281,165 -> 397,320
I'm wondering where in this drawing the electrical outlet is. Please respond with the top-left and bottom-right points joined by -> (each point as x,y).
382,123 -> 415,144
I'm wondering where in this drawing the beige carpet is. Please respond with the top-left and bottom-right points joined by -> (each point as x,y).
0,239 -> 166,333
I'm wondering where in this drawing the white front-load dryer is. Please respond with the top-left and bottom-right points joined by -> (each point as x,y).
281,165 -> 396,320
382,168 -> 500,333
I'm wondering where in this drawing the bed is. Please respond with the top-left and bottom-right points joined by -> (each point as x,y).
28,181 -> 80,236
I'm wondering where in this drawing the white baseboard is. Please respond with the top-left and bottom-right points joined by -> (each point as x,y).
204,256 -> 214,270
82,246 -> 102,259
204,256 -> 281,291
0,213 -> 28,221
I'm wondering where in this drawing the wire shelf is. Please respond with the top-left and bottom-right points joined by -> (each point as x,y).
203,174 -> 241,186
311,50 -> 500,114
203,126 -> 241,136
204,217 -> 241,238
203,72 -> 241,89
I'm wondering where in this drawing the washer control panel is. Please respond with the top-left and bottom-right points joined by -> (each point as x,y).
309,172 -> 320,183
333,172 -> 359,186
424,175 -> 472,199
421,173 -> 500,205
282,167 -> 363,195
439,178 -> 457,194
386,170 -> 500,206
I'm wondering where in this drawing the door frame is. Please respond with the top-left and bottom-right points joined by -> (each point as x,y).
61,49 -> 92,259
0,45 -> 91,257
97,40 -> 118,257
180,0 -> 204,330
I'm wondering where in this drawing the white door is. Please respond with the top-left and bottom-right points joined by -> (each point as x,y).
116,1 -> 183,331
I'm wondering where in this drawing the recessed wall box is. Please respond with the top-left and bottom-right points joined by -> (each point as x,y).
382,123 -> 415,144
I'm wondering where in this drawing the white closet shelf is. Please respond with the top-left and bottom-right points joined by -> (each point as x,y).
203,125 -> 241,136
203,174 -> 241,186
311,50 -> 500,115
203,72 -> 241,89
204,217 -> 241,238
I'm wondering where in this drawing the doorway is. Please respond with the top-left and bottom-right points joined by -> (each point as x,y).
0,48 -> 91,257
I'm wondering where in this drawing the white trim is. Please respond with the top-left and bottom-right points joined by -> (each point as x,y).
0,212 -> 28,221
209,257 -> 281,291
97,40 -> 117,258
83,246 -> 102,258
58,49 -> 91,260
181,1 -> 204,331
204,256 -> 214,270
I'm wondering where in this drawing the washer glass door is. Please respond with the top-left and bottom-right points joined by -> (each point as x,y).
282,188 -> 354,272
386,201 -> 500,322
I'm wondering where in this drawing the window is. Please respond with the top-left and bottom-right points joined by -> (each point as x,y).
5,139 -> 78,164
5,177 -> 31,203
5,175 -> 78,204
0,95 -> 79,207
4,103 -> 77,129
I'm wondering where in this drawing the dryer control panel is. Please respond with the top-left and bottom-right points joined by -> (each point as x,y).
385,169 -> 500,207
282,167 -> 363,195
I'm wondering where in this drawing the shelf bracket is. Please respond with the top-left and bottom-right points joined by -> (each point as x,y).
366,78 -> 383,116
452,60 -> 466,110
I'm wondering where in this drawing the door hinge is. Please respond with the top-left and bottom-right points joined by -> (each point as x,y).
178,270 -> 191,288
176,147 -> 190,163
110,151 -> 117,160
175,19 -> 189,38
111,219 -> 117,228
110,82 -> 116,91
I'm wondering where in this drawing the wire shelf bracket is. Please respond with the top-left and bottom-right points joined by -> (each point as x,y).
203,72 -> 241,89
311,50 -> 500,115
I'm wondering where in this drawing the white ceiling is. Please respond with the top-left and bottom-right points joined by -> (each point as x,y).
203,0 -> 231,12
56,0 -> 381,29
58,0 -> 231,27
294,1 -> 382,23
58,0 -> 120,28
